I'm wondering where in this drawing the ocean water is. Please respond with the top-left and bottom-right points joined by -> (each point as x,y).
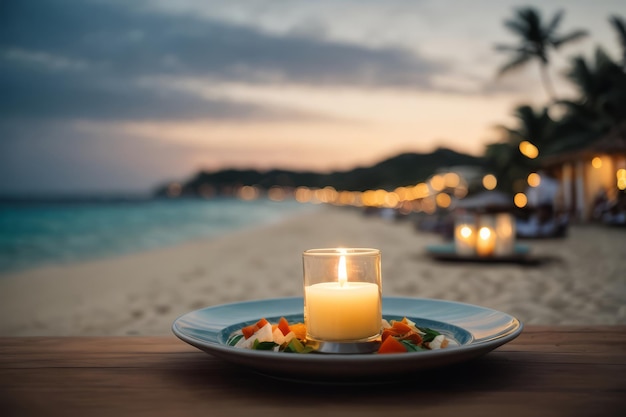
0,198 -> 313,274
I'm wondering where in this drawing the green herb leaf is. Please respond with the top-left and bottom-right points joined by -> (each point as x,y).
228,334 -> 244,346
420,327 -> 441,343
252,340 -> 278,350
400,340 -> 425,352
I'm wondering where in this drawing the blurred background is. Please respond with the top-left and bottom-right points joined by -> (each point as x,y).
0,0 -> 625,272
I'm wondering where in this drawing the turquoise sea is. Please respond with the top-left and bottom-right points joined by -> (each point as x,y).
0,197 -> 313,274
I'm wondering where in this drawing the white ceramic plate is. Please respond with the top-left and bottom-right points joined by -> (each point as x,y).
172,297 -> 522,383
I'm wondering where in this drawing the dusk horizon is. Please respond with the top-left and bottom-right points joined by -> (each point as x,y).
1,0 -> 623,194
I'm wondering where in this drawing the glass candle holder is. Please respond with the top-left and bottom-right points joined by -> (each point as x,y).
303,248 -> 382,353
476,215 -> 497,257
454,213 -> 477,256
494,213 -> 516,256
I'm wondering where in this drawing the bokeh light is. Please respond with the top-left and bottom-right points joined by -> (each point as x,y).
435,193 -> 451,208
430,175 -> 445,192
514,193 -> 528,208
591,157 -> 602,169
519,141 -> 539,159
527,172 -> 541,187
482,174 -> 497,190
618,169 -> 626,190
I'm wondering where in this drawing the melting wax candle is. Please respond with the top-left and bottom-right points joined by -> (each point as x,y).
476,226 -> 496,257
303,249 -> 381,342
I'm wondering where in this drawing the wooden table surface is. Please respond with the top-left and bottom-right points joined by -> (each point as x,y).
1,326 -> 625,417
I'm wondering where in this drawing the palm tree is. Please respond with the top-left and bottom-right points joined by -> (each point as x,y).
495,7 -> 588,101
551,47 -> 626,153
500,105 -> 555,150
485,105 -> 556,193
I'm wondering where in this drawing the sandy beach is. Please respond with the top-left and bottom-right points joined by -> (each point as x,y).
0,206 -> 625,336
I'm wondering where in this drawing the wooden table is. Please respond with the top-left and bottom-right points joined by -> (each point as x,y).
1,326 -> 624,417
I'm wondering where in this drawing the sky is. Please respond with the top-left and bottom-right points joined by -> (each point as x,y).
0,0 -> 623,194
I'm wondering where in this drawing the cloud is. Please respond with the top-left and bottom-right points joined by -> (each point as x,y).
0,119 -> 202,193
0,0 -> 447,123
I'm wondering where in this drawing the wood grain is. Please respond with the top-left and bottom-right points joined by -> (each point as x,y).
1,326 -> 625,417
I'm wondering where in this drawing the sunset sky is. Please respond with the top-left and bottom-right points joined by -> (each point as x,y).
0,0 -> 623,193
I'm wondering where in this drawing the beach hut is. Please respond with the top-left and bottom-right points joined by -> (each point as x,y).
542,123 -> 626,221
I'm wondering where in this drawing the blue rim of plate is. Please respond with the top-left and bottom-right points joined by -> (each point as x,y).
172,297 -> 523,382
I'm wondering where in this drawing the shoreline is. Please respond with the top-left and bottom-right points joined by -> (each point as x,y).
0,206 -> 624,336
0,198 -> 316,275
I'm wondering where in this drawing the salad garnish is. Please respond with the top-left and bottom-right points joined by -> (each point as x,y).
227,317 -> 455,354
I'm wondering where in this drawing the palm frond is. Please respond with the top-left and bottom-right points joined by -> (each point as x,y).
504,19 -> 529,37
545,10 -> 564,35
566,55 -> 594,94
497,53 -> 532,76
609,15 -> 626,46
552,30 -> 588,48
518,7 -> 543,41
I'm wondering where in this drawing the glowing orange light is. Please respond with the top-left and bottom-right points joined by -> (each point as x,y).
591,157 -> 603,169
384,192 -> 400,208
443,172 -> 460,188
239,185 -> 259,200
430,175 -> 445,192
482,174 -> 497,190
412,183 -> 429,199
514,193 -> 528,208
295,187 -> 312,203
527,172 -> 541,187
268,186 -> 285,201
435,193 -> 451,208
618,169 -> 626,190
519,141 -> 539,159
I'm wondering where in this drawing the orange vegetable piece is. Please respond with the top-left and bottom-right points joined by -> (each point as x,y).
391,321 -> 413,334
242,318 -> 270,339
241,324 -> 258,339
378,336 -> 407,354
277,317 -> 291,336
382,328 -> 399,342
403,332 -> 423,345
289,323 -> 307,340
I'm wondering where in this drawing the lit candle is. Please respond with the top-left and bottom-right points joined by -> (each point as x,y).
476,226 -> 496,257
495,213 -> 516,256
455,224 -> 476,256
303,249 -> 381,342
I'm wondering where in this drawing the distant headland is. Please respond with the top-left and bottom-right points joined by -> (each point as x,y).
153,148 -> 485,198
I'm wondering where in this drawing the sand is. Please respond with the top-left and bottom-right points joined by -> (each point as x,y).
0,206 -> 625,336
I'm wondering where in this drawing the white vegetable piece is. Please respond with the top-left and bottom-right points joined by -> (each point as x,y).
282,331 -> 296,344
428,334 -> 448,350
234,333 -> 254,349
234,323 -> 274,349
254,323 -> 274,343
272,328 -> 286,345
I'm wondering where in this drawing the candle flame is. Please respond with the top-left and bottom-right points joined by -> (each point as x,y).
460,226 -> 472,238
338,250 -> 347,286
479,227 -> 491,240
